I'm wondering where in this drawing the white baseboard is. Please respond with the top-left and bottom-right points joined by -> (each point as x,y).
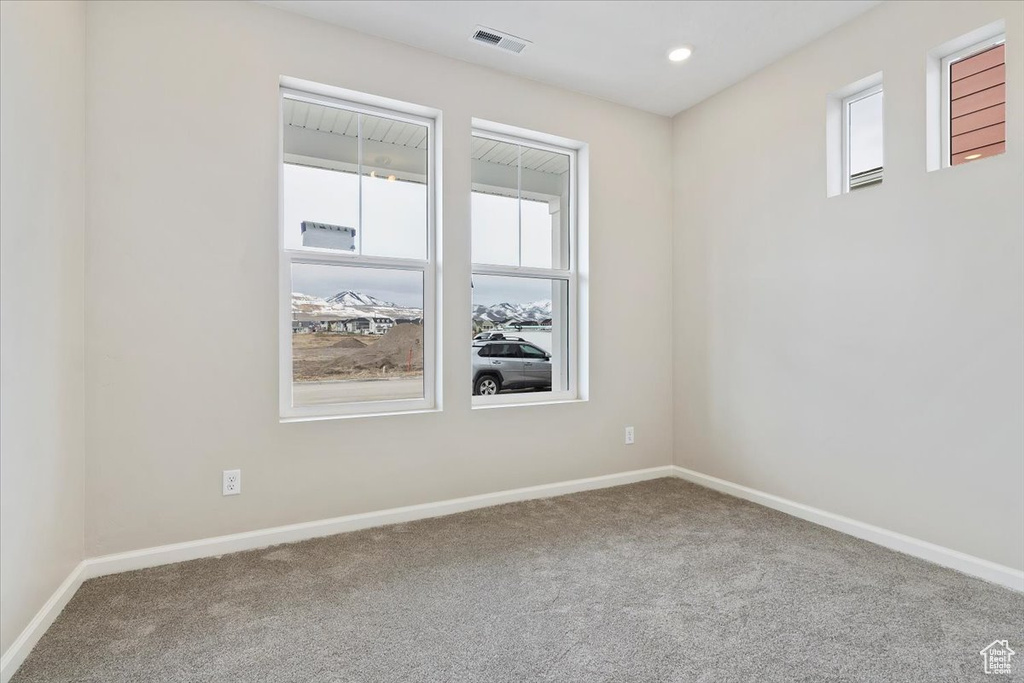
672,465 -> 1024,592
81,465 -> 676,580
0,561 -> 86,683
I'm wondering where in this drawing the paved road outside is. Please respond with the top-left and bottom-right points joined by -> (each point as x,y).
294,378 -> 422,405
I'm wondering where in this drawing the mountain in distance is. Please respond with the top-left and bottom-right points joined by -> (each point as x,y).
472,299 -> 552,323
293,290 -> 421,321
326,290 -> 397,308
293,290 -> 552,324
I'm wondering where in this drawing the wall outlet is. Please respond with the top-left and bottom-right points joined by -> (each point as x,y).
625,426 -> 635,445
222,469 -> 241,496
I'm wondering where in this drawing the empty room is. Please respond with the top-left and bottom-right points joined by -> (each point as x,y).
1,0 -> 1022,680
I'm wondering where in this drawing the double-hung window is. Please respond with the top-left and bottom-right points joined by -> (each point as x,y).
280,87 -> 436,419
470,127 -> 580,405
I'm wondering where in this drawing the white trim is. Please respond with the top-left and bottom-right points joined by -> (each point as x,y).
80,466 -> 674,580
1,562 -> 87,683
671,465 -> 1024,592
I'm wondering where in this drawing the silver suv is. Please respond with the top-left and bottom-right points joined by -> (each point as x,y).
472,339 -> 552,395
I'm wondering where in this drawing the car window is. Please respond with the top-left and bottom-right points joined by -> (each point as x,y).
520,344 -> 547,359
477,345 -> 491,357
491,343 -> 521,358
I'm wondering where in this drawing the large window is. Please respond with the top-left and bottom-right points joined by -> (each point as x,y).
280,88 -> 435,419
470,129 -> 579,405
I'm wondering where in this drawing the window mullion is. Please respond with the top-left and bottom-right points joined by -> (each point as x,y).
517,144 -> 523,268
357,113 -> 363,256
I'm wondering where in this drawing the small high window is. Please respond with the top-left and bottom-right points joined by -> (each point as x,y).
826,72 -> 883,197
944,36 -> 1006,166
844,84 -> 884,191
926,20 -> 1006,172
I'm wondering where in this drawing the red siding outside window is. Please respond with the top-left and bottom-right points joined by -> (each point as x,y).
950,44 -> 1006,165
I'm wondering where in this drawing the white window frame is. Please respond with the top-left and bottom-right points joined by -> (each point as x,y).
279,87 -> 438,420
470,126 -> 581,408
939,33 -> 1006,168
841,83 -> 884,193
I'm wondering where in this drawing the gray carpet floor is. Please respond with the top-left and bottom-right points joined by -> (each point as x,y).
11,478 -> 1023,682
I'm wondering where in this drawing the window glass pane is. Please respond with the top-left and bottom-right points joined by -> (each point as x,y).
471,138 -> 520,266
492,343 -> 521,358
472,274 -> 568,395
292,263 -> 424,406
520,198 -> 553,269
520,344 -> 547,359
472,137 -> 571,269
848,91 -> 883,176
360,113 -> 428,260
949,42 -> 1006,166
520,149 -> 570,269
283,98 -> 359,252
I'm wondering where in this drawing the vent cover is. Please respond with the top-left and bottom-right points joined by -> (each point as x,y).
471,26 -> 531,54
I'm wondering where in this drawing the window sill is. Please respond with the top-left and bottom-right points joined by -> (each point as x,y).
281,407 -> 441,423
472,395 -> 586,411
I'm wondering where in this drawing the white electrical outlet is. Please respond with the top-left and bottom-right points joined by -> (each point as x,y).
222,469 -> 241,496
625,426 -> 635,445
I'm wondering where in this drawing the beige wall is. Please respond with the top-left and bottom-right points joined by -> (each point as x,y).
83,1 -> 674,556
672,0 -> 1024,570
5,0 -> 1021,655
0,1 -> 87,653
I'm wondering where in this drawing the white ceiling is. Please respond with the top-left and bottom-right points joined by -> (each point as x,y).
261,0 -> 880,117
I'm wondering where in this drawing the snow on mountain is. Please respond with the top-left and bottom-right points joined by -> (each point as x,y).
472,299 -> 552,323
326,290 -> 397,308
293,290 -> 552,324
292,291 -> 421,320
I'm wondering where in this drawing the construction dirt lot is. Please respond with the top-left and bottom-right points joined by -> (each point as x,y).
292,324 -> 424,382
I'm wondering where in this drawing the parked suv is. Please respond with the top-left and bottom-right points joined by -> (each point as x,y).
472,339 -> 552,395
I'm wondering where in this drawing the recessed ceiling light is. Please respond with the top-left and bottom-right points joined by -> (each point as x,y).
964,153 -> 982,160
668,46 -> 693,63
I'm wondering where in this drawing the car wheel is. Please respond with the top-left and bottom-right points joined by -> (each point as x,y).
475,375 -> 500,396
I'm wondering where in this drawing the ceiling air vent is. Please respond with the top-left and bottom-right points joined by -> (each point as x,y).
471,26 -> 531,54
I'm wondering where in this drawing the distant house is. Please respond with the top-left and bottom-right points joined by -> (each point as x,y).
341,317 -> 370,334
339,316 -> 394,335
473,319 -> 496,334
370,316 -> 395,335
292,314 -> 327,333
505,320 -> 540,331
